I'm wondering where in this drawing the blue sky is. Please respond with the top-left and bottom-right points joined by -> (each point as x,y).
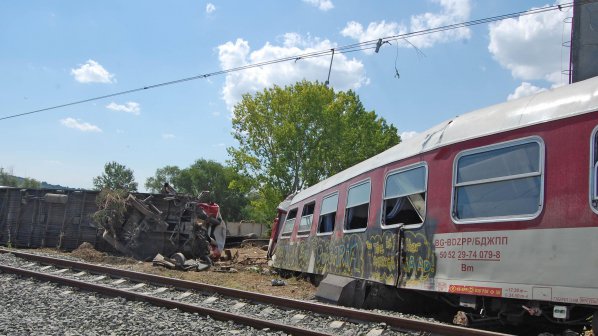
0,0 -> 572,190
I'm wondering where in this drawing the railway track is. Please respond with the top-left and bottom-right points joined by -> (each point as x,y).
0,248 -> 511,336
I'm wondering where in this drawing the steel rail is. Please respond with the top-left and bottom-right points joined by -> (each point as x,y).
0,249 -> 512,336
0,264 -> 331,336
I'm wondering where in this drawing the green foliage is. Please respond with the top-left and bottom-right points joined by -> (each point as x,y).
93,161 -> 138,192
227,80 -> 400,222
91,163 -> 134,233
145,159 -> 249,222
21,177 -> 41,189
91,189 -> 128,234
0,167 -> 41,189
144,165 -> 181,193
244,184 -> 282,226
0,168 -> 19,187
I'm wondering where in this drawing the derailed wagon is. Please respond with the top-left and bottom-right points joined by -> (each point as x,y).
0,187 -> 224,263
268,75 -> 598,328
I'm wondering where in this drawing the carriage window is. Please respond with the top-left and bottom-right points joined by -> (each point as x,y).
345,181 -> 370,231
383,165 -> 426,227
281,208 -> 298,237
318,193 -> 338,234
298,202 -> 315,235
453,138 -> 544,222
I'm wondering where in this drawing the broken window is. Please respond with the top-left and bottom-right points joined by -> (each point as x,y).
453,137 -> 544,222
383,164 -> 427,227
298,202 -> 315,235
280,208 -> 298,238
318,193 -> 338,234
344,180 -> 370,231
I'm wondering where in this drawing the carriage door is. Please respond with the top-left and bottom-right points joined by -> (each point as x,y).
381,163 -> 428,285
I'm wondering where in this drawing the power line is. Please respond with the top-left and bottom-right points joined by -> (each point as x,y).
0,1 -> 583,122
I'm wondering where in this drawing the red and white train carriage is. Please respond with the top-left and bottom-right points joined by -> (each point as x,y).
269,76 -> 598,326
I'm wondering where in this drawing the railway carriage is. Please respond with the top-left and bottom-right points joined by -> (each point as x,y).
268,76 -> 598,326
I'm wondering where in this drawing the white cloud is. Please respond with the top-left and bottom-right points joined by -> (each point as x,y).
206,3 -> 216,14
106,102 -> 141,115
70,60 -> 115,84
507,82 -> 547,100
303,0 -> 334,11
212,111 -> 221,117
408,0 -> 471,47
488,2 -> 570,86
341,0 -> 471,52
400,131 -> 419,141
162,133 -> 175,139
217,34 -> 367,110
60,118 -> 102,132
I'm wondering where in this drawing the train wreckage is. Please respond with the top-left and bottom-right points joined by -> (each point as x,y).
0,186 -> 228,266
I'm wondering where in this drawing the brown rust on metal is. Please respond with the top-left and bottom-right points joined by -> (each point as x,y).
0,263 -> 331,336
0,249 -> 512,336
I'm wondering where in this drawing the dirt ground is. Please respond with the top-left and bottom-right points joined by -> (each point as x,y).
31,242 -> 317,300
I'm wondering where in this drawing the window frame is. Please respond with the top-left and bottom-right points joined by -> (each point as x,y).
343,178 -> 371,233
316,191 -> 339,236
297,200 -> 316,237
589,125 -> 598,214
279,207 -> 298,239
451,136 -> 545,224
381,162 -> 428,230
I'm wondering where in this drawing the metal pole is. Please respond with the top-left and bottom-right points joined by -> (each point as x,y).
325,49 -> 335,86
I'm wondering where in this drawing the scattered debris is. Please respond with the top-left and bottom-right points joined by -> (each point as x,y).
271,279 -> 286,286
152,253 -> 210,272
239,238 -> 269,248
212,266 -> 238,273
453,311 -> 469,327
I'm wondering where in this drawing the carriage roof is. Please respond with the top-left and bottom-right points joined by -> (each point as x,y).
286,76 -> 598,207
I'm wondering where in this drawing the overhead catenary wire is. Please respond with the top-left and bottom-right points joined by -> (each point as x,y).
0,0 -> 589,122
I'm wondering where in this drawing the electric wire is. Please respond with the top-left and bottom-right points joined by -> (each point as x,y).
0,0 -> 590,122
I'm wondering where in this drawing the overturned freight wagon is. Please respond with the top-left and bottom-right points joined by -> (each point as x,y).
0,187 -> 220,261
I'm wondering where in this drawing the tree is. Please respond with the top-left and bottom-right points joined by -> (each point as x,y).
21,177 -> 41,189
228,80 -> 400,201
145,159 -> 249,222
0,168 -> 40,188
144,165 -> 181,193
93,161 -> 138,192
0,168 -> 19,187
244,184 -> 283,226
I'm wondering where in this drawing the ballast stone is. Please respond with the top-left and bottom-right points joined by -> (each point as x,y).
365,328 -> 384,336
329,321 -> 344,329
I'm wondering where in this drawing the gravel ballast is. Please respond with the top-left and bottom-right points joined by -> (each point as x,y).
0,254 -> 283,335
0,251 -> 431,335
